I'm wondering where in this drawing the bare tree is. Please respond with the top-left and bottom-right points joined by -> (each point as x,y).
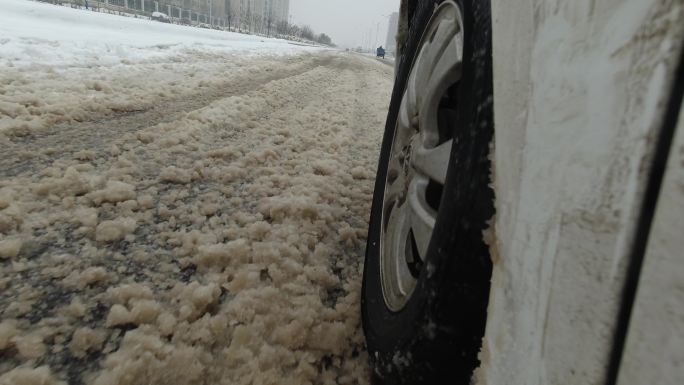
225,0 -> 233,31
316,33 -> 332,46
289,24 -> 300,38
300,25 -> 314,41
266,1 -> 273,37
276,20 -> 289,36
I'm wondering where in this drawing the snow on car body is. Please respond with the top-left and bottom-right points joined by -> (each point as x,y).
485,1 -> 682,384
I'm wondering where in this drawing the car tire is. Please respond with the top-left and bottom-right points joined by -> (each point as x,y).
361,1 -> 495,384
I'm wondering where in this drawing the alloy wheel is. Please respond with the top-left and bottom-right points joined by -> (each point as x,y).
380,1 -> 464,312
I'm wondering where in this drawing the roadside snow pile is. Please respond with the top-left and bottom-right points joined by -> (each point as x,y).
0,45 -> 394,385
0,0 -> 314,67
0,0 -> 321,136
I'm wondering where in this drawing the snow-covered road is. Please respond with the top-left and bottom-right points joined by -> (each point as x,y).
0,2 -> 394,384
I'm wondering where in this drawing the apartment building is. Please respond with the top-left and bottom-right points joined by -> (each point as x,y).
385,12 -> 399,55
227,0 -> 290,30
98,0 -> 288,31
161,0 -> 226,20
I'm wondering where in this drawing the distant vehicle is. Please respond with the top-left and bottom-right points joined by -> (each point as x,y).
376,46 -> 386,59
151,12 -> 170,23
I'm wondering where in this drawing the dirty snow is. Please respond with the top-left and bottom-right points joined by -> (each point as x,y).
0,0 -> 323,136
0,0 -> 317,67
0,1 -> 394,384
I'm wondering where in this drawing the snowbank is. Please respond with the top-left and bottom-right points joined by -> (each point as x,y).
0,0 -> 319,67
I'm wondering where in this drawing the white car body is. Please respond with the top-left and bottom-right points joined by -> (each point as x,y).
479,0 -> 683,384
397,0 -> 683,384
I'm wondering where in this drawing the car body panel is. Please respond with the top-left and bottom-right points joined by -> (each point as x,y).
475,0 -> 684,384
617,98 -> 684,385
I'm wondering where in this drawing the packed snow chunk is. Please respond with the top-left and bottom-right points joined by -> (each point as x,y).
159,166 -> 193,184
92,330 -> 205,385
95,218 -> 137,242
156,313 -> 177,337
0,321 -> 18,350
88,181 -> 136,205
14,333 -> 47,359
62,267 -> 109,289
107,283 -> 154,304
176,230 -> 219,257
244,148 -> 280,165
195,239 -> 251,269
304,266 -> 339,288
258,196 -> 336,222
273,319 -> 310,350
69,327 -> 105,358
0,209 -> 23,234
199,202 -> 220,217
105,304 -> 133,327
61,298 -> 87,319
33,167 -> 92,197
227,270 -> 261,292
0,101 -> 26,119
207,147 -> 241,160
0,188 -> 15,210
129,299 -> 162,325
136,195 -> 155,210
251,242 -> 281,264
0,238 -> 22,259
106,300 -> 160,327
170,282 -> 220,321
350,166 -> 371,180
72,207 -> 99,229
247,221 -> 271,240
0,366 -> 64,385
226,324 -> 257,357
307,322 -> 349,355
312,160 -> 338,176
74,150 -> 96,161
339,225 -> 360,246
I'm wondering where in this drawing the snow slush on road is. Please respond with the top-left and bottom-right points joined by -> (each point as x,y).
0,1 -> 393,384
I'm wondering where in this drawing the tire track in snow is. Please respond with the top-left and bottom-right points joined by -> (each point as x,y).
0,55 -> 336,178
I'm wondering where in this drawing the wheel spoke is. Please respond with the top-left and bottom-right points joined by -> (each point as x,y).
407,178 -> 437,260
409,20 -> 464,146
396,93 -> 416,144
405,57 -> 421,121
383,163 -> 405,207
411,139 -> 453,184
413,22 -> 456,104
384,201 -> 416,295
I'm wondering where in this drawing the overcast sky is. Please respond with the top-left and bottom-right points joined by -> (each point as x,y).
290,0 -> 401,49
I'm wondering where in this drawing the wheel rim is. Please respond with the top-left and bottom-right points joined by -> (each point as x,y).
380,1 -> 464,312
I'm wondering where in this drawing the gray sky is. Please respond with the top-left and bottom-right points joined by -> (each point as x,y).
290,0 -> 401,49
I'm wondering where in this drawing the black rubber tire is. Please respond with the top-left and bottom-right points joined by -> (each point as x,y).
361,1 -> 495,384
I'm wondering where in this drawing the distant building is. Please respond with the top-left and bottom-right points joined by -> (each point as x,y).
385,12 -> 399,55
151,1 -> 227,23
226,0 -> 289,31
106,1 -> 290,30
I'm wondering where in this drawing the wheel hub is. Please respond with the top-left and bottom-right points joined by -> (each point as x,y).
380,1 -> 464,312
